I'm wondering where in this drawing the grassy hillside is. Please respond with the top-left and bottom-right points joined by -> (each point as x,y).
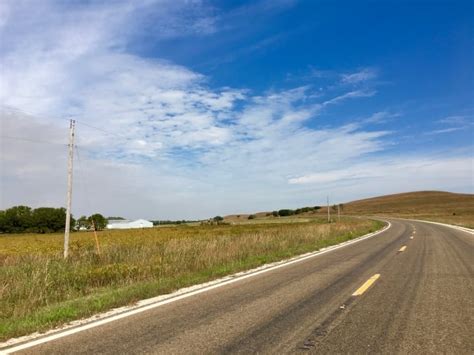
340,191 -> 474,228
225,191 -> 473,228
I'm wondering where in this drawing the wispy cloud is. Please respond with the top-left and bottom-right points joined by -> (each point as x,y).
322,90 -> 376,106
427,114 -> 473,135
363,111 -> 400,124
425,127 -> 464,135
340,68 -> 377,84
288,157 -> 473,195
437,115 -> 471,126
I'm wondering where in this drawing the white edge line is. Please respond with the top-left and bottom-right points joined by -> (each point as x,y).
1,221 -> 391,353
405,218 -> 474,235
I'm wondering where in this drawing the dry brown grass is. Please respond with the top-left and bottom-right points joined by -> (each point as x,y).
0,217 -> 382,340
312,191 -> 474,228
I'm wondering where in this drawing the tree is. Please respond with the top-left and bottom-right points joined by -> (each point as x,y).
213,216 -> 224,222
0,205 -> 74,234
88,214 -> 107,231
248,214 -> 256,220
31,207 -> 68,233
0,206 -> 33,233
3,206 -> 33,233
76,215 -> 90,230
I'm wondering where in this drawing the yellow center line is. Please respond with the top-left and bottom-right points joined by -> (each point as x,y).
352,274 -> 380,296
399,245 -> 407,252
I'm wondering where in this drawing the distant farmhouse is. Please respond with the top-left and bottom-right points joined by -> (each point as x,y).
106,219 -> 153,229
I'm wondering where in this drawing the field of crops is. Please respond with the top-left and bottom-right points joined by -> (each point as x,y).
0,216 -> 383,341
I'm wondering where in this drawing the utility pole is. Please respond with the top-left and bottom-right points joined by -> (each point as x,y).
64,119 -> 75,259
327,196 -> 330,223
337,204 -> 340,222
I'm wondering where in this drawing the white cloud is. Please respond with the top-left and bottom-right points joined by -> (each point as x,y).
288,156 -> 474,197
363,111 -> 399,124
425,127 -> 464,135
1,1 -> 471,219
437,115 -> 472,127
322,90 -> 376,106
341,68 -> 377,84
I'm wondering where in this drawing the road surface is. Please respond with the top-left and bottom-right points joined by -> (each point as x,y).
6,219 -> 474,354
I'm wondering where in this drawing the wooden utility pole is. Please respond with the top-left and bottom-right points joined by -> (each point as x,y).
64,119 -> 75,259
327,196 -> 330,223
337,204 -> 340,222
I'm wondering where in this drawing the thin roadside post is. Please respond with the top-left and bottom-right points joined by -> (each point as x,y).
91,220 -> 101,255
327,196 -> 330,223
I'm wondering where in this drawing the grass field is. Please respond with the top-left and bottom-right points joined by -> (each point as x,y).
0,216 -> 382,341
314,191 -> 474,228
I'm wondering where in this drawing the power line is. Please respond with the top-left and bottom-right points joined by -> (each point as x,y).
74,121 -> 132,141
2,105 -> 132,141
0,135 -> 67,146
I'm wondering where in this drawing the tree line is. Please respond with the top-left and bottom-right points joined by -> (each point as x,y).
270,206 -> 322,217
0,206 -> 73,234
0,205 -> 109,234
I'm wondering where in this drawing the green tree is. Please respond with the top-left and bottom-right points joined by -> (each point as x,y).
0,206 -> 33,233
76,215 -> 90,230
0,205 -> 73,234
213,216 -> 224,222
248,214 -> 256,220
31,207 -> 67,233
278,209 -> 294,217
88,214 -> 107,231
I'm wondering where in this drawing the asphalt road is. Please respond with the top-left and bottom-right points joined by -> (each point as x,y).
8,219 -> 474,354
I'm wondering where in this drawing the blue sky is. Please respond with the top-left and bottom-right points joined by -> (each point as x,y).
1,0 -> 473,219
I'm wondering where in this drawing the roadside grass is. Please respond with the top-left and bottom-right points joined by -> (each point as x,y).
0,217 -> 383,341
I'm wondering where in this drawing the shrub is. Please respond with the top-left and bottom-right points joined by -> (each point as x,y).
278,209 -> 295,217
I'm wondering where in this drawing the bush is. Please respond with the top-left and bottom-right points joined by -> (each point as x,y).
278,209 -> 295,217
248,214 -> 256,220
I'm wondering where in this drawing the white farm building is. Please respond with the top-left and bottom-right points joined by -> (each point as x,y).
106,219 -> 153,230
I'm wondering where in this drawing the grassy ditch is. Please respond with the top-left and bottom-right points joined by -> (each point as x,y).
0,217 -> 384,341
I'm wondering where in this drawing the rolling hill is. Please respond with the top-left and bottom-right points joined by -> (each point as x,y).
225,191 -> 474,228
339,191 -> 474,227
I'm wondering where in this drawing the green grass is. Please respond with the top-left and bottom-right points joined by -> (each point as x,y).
0,217 -> 384,341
